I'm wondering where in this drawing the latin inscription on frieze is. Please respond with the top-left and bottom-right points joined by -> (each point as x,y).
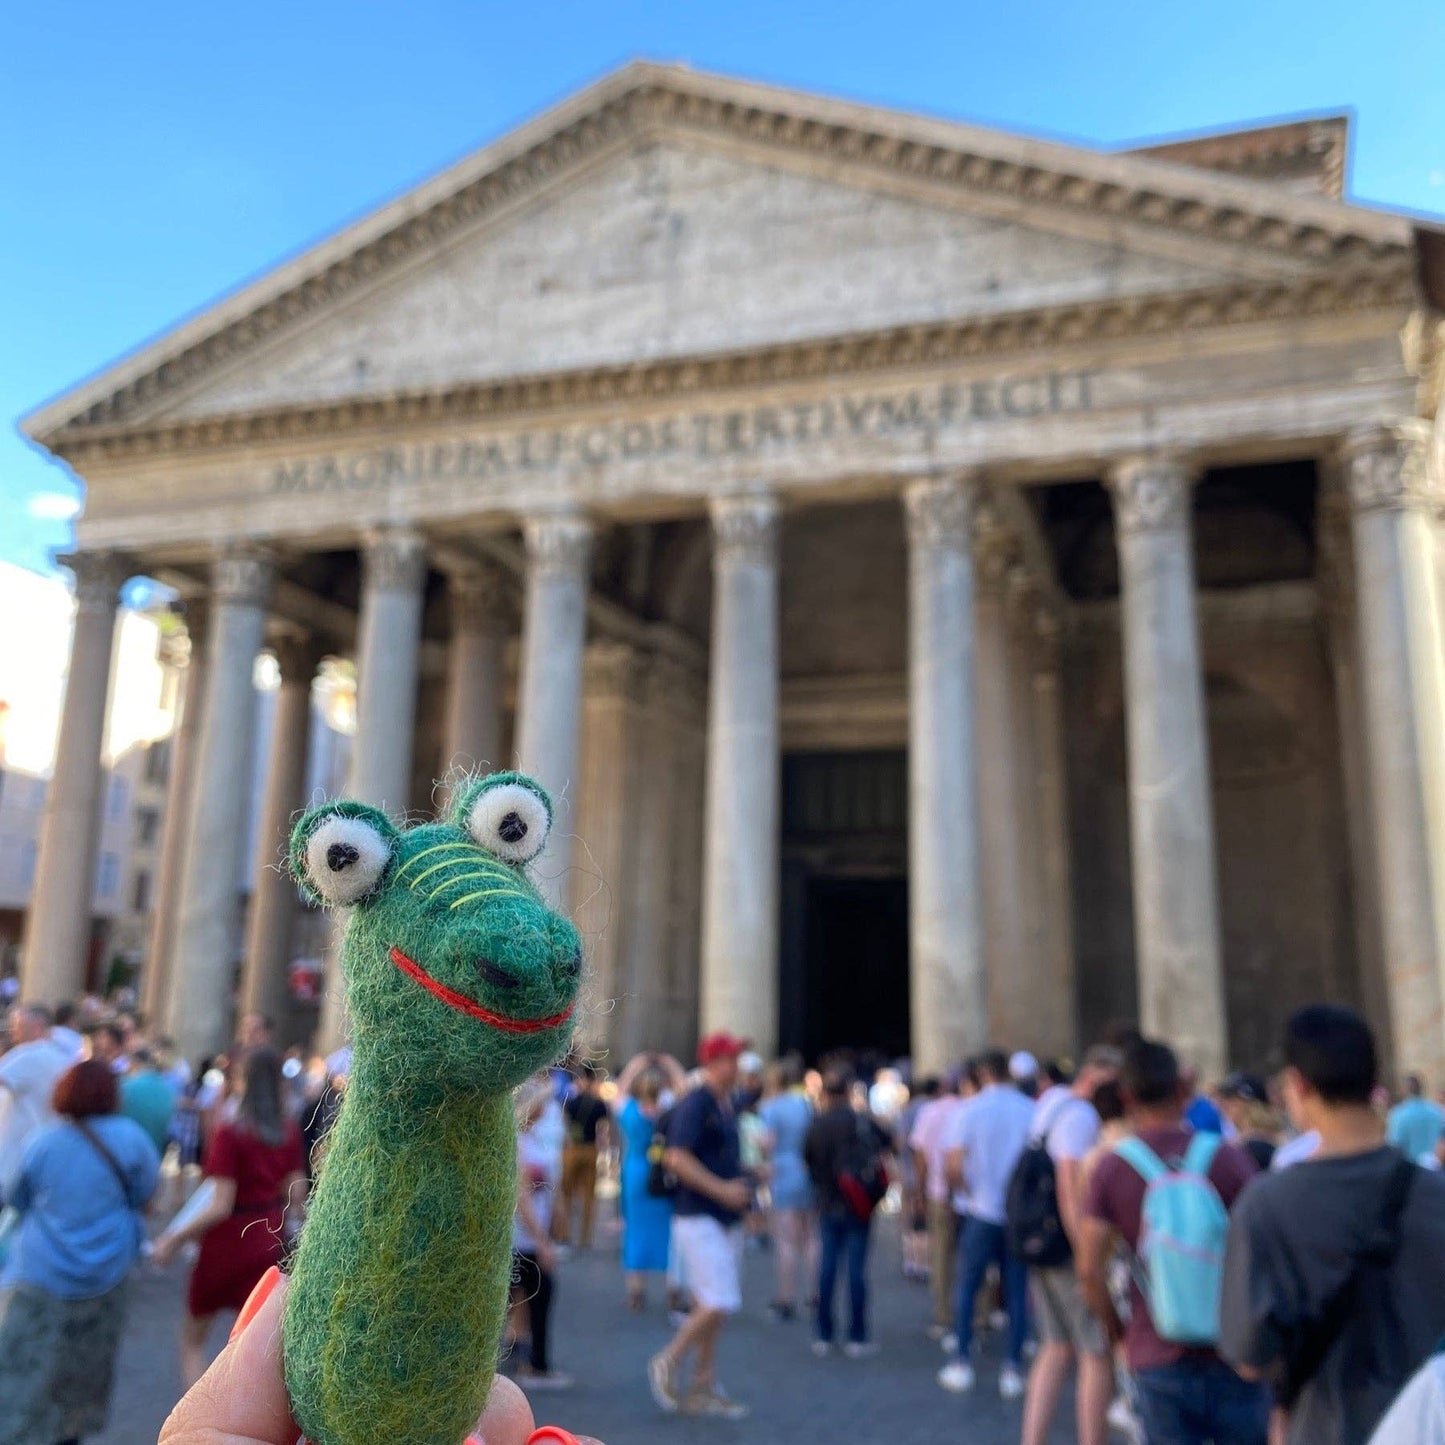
271,369 -> 1093,495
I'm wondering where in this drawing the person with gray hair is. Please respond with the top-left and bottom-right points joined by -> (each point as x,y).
0,1003 -> 72,1196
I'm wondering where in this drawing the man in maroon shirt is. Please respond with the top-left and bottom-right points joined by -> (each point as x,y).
1078,1038 -> 1269,1444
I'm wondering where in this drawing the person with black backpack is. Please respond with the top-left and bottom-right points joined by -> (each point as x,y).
1013,1044 -> 1122,1445
1219,1006 -> 1445,1445
803,1067 -> 891,1358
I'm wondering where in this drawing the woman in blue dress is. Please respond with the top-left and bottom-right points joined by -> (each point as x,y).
758,1056 -> 817,1320
611,1051 -> 687,1312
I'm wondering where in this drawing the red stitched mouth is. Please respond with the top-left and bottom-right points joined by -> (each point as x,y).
389,946 -> 574,1034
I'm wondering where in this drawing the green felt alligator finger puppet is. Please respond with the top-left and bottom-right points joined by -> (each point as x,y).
283,772 -> 582,1445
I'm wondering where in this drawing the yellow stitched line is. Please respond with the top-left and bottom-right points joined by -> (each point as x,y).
393,841 -> 475,880
448,887 -> 527,910
422,868 -> 521,902
409,855 -> 510,891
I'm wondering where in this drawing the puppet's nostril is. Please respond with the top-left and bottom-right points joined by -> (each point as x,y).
475,959 -> 520,990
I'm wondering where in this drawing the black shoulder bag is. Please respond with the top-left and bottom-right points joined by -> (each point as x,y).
646,1107 -> 678,1200
1275,1156 -> 1417,1410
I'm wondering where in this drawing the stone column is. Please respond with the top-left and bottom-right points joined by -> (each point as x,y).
140,604 -> 209,1024
239,633 -> 322,1029
569,642 -> 647,1040
166,547 -> 274,1061
1032,605 -> 1078,1057
20,552 -> 129,1005
515,512 -> 592,903
350,528 -> 428,811
1109,456 -> 1228,1080
700,494 -> 781,1054
905,476 -> 986,1073
317,529 -> 427,1051
1317,492 -> 1389,1043
441,560 -> 510,788
1343,422 -> 1445,1077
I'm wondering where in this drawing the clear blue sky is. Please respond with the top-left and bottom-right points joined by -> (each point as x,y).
4,1 -> 1442,574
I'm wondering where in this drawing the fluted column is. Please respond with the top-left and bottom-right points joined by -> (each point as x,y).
516,512 -> 592,903
441,560 -> 510,789
974,526 -> 1029,1043
239,633 -> 322,1030
20,552 -> 130,1005
700,494 -> 781,1053
350,528 -> 428,811
1109,456 -> 1227,1080
1032,605 -> 1078,1057
317,529 -> 427,1050
1344,422 -> 1445,1077
141,605 -> 209,1024
905,477 -> 986,1073
166,547 -> 274,1061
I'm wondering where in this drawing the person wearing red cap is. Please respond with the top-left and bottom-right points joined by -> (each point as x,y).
647,1032 -> 754,1420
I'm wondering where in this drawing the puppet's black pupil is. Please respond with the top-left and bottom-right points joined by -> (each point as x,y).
498,811 -> 528,844
327,842 -> 360,871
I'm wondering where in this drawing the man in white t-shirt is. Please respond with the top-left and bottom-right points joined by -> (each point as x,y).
1021,1045 -> 1121,1445
0,1004 -> 74,1195
938,1050 -> 1036,1400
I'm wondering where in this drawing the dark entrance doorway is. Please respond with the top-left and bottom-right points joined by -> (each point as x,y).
778,751 -> 909,1061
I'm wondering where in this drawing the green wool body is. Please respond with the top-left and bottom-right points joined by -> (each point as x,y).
282,773 -> 581,1445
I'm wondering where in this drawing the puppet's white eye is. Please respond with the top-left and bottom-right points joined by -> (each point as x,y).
464,781 -> 550,864
302,813 -> 393,905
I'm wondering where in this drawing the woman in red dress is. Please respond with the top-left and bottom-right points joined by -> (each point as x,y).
152,1047 -> 307,1386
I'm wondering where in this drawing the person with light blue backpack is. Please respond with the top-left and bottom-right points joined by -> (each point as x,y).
1079,1038 -> 1269,1444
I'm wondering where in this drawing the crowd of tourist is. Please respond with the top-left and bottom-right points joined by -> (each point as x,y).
5,984 -> 1445,1444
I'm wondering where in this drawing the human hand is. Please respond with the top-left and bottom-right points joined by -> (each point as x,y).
159,1267 -> 604,1445
716,1179 -> 752,1213
150,1232 -> 180,1269
536,1240 -> 559,1274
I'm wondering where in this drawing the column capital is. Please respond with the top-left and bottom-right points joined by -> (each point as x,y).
973,506 -> 1021,596
1339,421 -> 1437,515
214,544 -> 275,607
361,527 -> 427,592
523,510 -> 593,579
710,492 -> 778,565
444,558 -> 514,633
179,598 -> 210,659
61,551 -> 130,615
269,630 -> 325,685
1107,455 -> 1196,537
903,474 -> 978,550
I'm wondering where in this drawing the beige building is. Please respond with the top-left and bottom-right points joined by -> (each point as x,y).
19,64 -> 1445,1079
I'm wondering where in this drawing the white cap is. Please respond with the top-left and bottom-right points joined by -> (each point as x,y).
1009,1050 -> 1039,1081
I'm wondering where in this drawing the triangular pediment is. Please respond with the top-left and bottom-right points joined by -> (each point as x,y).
150,143 -> 1280,421
26,62 -> 1416,443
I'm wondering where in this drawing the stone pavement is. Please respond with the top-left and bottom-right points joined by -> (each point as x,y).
101,1210 -> 1076,1444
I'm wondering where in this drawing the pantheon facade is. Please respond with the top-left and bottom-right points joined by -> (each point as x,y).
20,64 -> 1445,1081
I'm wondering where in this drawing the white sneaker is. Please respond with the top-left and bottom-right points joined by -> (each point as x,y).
843,1341 -> 880,1359
1108,1395 -> 1144,1441
648,1352 -> 680,1413
999,1365 -> 1026,1401
939,1331 -> 959,1354
811,1339 -> 834,1358
937,1360 -> 976,1393
988,1308 -> 1007,1331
